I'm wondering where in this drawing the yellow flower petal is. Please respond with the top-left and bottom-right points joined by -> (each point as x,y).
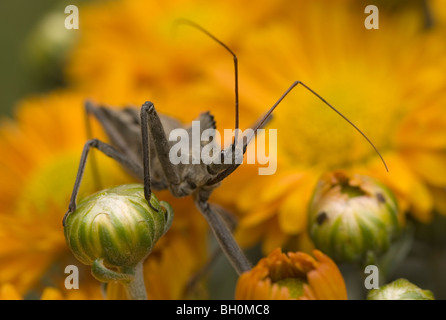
0,284 -> 22,300
278,173 -> 317,234
41,288 -> 64,300
261,219 -> 289,254
403,151 -> 446,187
235,221 -> 268,249
396,101 -> 446,150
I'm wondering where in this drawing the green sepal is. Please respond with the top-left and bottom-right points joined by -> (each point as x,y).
91,258 -> 135,283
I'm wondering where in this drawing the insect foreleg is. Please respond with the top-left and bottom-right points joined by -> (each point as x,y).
141,102 -> 182,194
63,138 -> 144,226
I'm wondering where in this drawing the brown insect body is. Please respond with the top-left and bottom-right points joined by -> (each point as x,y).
88,104 -> 227,199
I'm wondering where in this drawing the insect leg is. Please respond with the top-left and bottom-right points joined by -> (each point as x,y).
84,101 -> 103,191
209,202 -> 238,231
141,102 -> 182,195
184,202 -> 239,294
195,198 -> 251,275
85,100 -> 141,167
63,138 -> 143,226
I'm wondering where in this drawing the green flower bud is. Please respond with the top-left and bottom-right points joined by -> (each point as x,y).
308,171 -> 400,265
24,8 -> 77,85
64,184 -> 173,281
367,279 -> 434,300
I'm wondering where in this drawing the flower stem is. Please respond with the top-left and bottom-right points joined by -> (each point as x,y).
121,262 -> 147,300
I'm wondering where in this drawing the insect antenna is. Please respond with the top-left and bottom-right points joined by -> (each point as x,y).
246,81 -> 389,172
173,20 -> 388,178
173,19 -> 241,149
206,80 -> 389,186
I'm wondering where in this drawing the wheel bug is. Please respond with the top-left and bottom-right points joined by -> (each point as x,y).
63,20 -> 388,275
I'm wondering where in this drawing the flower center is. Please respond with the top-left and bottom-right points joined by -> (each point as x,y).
335,173 -> 367,198
275,278 -> 306,299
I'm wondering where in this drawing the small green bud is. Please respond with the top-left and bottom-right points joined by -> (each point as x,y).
24,8 -> 77,85
64,184 -> 173,281
308,171 -> 400,265
367,279 -> 434,300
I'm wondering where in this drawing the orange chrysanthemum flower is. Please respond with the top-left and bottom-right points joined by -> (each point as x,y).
235,248 -> 347,300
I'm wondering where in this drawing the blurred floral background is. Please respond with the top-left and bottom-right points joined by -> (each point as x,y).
0,0 -> 445,300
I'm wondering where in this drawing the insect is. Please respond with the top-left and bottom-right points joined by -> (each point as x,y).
63,20 -> 388,275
